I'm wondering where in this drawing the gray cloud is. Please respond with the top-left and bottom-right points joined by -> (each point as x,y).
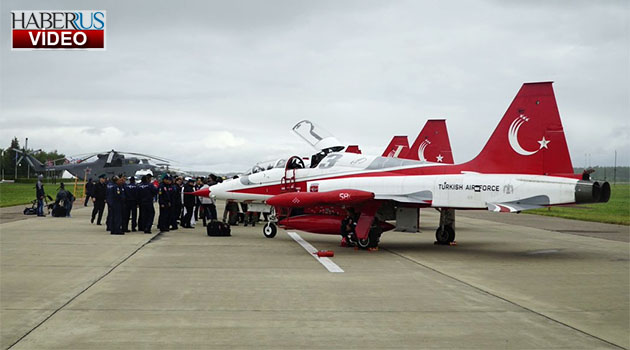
1,0 -> 628,172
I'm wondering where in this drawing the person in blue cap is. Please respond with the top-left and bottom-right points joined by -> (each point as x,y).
108,175 -> 126,235
138,174 -> 157,234
123,176 -> 139,232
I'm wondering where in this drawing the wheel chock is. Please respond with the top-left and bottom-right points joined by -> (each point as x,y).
315,250 -> 334,257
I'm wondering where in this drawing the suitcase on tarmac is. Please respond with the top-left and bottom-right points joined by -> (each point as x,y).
207,221 -> 231,237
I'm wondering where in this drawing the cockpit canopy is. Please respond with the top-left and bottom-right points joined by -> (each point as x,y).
246,158 -> 288,175
292,120 -> 343,151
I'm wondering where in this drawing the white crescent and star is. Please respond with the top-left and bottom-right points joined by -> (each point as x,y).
417,139 -> 431,161
508,114 -> 550,156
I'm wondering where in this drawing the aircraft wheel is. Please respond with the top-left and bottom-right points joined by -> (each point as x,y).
263,222 -> 277,238
435,225 -> 455,245
357,237 -> 370,249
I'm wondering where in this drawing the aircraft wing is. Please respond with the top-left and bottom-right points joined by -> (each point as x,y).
487,195 -> 551,213
375,190 -> 432,204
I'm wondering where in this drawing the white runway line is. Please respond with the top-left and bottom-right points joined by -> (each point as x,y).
287,231 -> 344,273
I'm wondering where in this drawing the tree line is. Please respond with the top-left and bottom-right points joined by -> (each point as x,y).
1,137 -> 66,180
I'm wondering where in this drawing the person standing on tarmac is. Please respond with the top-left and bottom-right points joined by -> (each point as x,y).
91,174 -> 107,225
84,178 -> 94,206
108,175 -> 126,235
35,174 -> 46,217
170,177 -> 183,230
182,178 -> 196,228
123,176 -> 139,232
157,175 -> 173,232
194,177 -> 203,221
199,178 -> 217,226
105,176 -> 117,231
138,175 -> 157,234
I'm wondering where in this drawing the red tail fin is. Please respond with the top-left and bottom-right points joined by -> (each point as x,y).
345,145 -> 362,154
382,136 -> 409,157
403,120 -> 454,164
465,82 -> 573,175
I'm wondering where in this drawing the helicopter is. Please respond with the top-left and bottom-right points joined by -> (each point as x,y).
11,149 -> 171,180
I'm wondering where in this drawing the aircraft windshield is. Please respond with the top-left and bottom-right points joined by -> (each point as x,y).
292,120 -> 343,151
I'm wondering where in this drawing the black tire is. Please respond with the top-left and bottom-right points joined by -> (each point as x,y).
263,222 -> 277,238
435,225 -> 455,244
357,226 -> 382,249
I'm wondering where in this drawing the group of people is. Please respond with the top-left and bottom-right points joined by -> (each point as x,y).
87,174 -> 158,235
85,173 -> 220,235
156,175 -> 219,232
33,175 -> 76,217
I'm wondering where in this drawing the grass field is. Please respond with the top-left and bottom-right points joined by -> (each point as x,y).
0,182 -> 85,208
527,184 -> 630,225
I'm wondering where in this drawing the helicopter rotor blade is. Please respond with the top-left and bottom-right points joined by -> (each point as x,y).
117,151 -> 173,164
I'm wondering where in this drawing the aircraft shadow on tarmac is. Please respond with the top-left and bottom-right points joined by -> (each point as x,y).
378,240 -> 621,262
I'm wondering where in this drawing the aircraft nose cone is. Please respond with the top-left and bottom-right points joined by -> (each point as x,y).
186,188 -> 211,197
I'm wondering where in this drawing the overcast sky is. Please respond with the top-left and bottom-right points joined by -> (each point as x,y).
1,0 -> 628,173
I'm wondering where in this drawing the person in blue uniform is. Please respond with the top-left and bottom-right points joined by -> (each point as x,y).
123,176 -> 139,232
91,174 -> 107,225
157,175 -> 173,232
108,175 -> 126,235
138,175 -> 157,234
105,176 -> 117,231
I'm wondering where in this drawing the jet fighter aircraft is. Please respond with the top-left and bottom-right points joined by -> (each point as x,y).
190,82 -> 610,248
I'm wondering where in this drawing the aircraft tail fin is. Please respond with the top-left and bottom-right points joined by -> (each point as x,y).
465,82 -> 573,175
404,120 -> 454,164
382,136 -> 409,157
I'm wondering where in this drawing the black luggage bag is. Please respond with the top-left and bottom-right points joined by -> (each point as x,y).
207,221 -> 231,236
51,205 -> 67,217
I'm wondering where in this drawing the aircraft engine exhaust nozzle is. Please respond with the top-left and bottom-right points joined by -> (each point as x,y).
575,180 -> 610,204
186,188 -> 211,198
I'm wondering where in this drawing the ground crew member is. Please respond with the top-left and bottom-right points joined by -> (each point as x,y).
91,174 -> 107,225
170,177 -> 183,230
35,174 -> 46,217
123,176 -> 139,232
157,175 -> 173,232
108,176 -> 126,235
340,208 -> 358,247
182,178 -> 196,228
138,175 -> 157,234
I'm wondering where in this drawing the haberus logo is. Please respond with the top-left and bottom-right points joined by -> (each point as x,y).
11,11 -> 106,50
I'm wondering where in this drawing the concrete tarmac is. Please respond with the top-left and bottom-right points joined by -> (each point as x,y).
1,203 -> 628,349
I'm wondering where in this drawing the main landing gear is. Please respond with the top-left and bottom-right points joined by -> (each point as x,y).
354,223 -> 383,250
435,208 -> 456,245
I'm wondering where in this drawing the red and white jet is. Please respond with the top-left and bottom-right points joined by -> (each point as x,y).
191,82 -> 610,248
